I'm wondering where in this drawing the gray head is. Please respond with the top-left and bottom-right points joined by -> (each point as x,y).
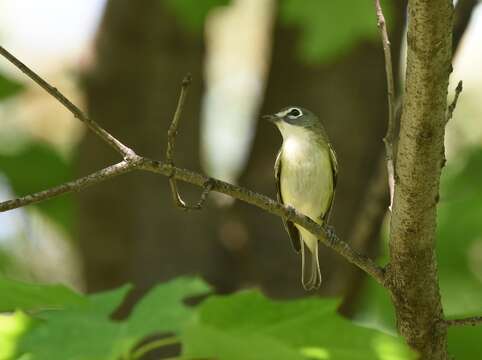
263,106 -> 327,139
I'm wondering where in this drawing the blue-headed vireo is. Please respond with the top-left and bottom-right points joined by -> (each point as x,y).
264,107 -> 338,290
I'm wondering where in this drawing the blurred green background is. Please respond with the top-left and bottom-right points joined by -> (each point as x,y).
1,0 -> 481,359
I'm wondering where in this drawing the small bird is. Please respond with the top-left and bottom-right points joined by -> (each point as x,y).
264,106 -> 338,290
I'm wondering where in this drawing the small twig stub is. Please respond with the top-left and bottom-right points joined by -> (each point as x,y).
446,80 -> 463,124
445,316 -> 482,327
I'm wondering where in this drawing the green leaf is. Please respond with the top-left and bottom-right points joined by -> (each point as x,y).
182,290 -> 414,360
0,73 -> 23,100
0,276 -> 86,313
0,311 -> 33,360
21,313 -> 124,360
128,276 -> 211,335
447,326 -> 482,359
437,149 -> 482,318
279,0 -> 392,63
0,142 -> 74,231
354,276 -> 397,335
164,0 -> 230,32
82,284 -> 133,318
17,277 -> 209,360
19,285 -> 132,360
184,325 -> 303,360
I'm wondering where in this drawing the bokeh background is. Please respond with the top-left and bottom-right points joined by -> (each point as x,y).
0,0 -> 481,348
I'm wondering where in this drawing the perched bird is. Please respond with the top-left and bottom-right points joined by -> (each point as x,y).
264,107 -> 338,290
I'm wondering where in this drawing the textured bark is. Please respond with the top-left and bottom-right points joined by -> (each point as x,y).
387,0 -> 453,358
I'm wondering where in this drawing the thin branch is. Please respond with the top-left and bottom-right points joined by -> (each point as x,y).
165,74 -> 209,211
446,80 -> 463,124
0,161 -> 135,212
0,155 -> 386,286
0,46 -> 386,288
0,46 -> 136,160
445,316 -> 482,327
166,74 -> 191,164
374,0 -> 396,211
139,159 -> 386,285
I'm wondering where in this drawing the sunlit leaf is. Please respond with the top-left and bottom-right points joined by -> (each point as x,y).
279,0 -> 392,63
165,0 -> 230,32
17,277 -> 209,360
0,311 -> 33,360
0,143 -> 74,231
182,290 -> 414,360
0,276 -> 86,313
128,276 -> 211,335
19,285 -> 132,360
0,73 -> 23,100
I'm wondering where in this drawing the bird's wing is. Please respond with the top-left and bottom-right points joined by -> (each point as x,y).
275,149 -> 301,253
321,144 -> 338,222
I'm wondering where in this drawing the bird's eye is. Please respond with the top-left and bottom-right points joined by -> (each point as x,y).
288,108 -> 302,117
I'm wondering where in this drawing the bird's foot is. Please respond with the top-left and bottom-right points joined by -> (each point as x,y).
285,205 -> 297,219
325,225 -> 337,245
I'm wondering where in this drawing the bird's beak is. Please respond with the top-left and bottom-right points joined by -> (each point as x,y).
262,114 -> 279,124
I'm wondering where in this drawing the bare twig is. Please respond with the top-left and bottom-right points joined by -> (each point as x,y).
166,74 -> 192,164
0,155 -> 385,285
165,74 -> 209,211
0,46 -> 136,160
374,0 -> 396,211
0,161 -> 135,212
139,159 -> 387,285
446,80 -> 463,124
0,46 -> 386,287
445,316 -> 482,327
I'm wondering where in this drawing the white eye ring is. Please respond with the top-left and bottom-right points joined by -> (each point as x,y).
287,108 -> 302,119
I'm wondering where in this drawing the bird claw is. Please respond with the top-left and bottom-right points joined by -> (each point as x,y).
325,225 -> 337,245
286,205 -> 297,218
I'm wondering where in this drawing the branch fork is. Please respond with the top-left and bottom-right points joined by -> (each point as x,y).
0,45 -> 387,287
164,73 -> 213,211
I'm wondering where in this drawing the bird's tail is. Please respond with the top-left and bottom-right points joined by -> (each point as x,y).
300,231 -> 322,290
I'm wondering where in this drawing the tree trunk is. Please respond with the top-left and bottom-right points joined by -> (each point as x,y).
386,0 -> 453,358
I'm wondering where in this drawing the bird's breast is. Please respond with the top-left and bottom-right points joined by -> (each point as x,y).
280,137 -> 333,219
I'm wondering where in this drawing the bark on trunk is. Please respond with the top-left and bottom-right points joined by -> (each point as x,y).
387,1 -> 453,358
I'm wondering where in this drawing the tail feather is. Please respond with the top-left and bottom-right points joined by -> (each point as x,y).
300,238 -> 322,290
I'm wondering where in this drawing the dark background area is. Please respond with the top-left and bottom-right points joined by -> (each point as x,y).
1,3 -> 482,357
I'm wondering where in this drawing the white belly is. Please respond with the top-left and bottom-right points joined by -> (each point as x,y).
280,137 -> 333,222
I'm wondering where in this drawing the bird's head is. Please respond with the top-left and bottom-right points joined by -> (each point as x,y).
263,106 -> 325,139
